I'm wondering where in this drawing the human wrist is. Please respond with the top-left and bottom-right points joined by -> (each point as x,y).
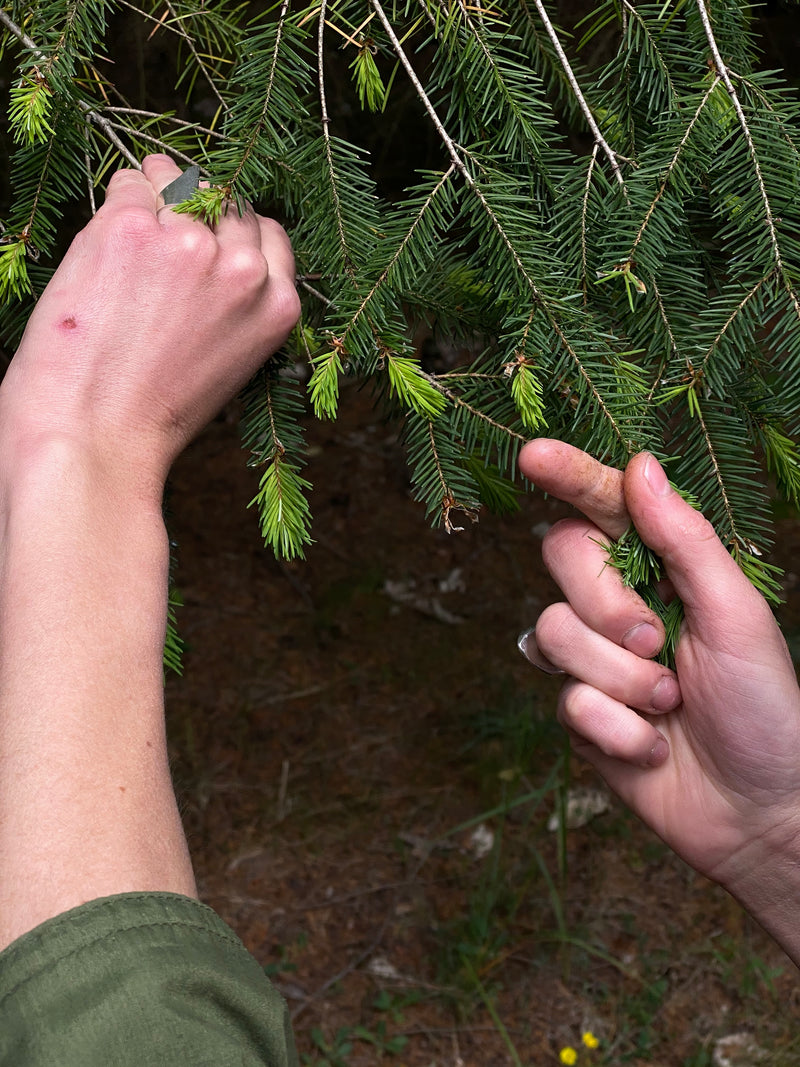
712,809 -> 800,964
0,406 -> 168,515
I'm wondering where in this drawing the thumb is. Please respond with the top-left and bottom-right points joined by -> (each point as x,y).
624,453 -> 775,648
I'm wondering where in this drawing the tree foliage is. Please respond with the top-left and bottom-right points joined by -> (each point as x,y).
3,0 -> 800,659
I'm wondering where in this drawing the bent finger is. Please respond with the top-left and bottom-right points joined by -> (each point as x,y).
542,518 -> 666,657
142,153 -> 184,202
519,439 -> 629,540
100,167 -> 159,217
214,198 -> 262,249
558,679 -> 670,769
534,602 -> 681,713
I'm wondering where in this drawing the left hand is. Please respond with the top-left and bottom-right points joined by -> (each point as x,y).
517,439 -> 800,900
0,155 -> 300,488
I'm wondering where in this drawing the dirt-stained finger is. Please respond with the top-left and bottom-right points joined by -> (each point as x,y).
518,439 -> 629,540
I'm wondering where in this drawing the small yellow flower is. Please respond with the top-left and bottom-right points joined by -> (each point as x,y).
582,1031 -> 600,1049
559,1049 -> 578,1066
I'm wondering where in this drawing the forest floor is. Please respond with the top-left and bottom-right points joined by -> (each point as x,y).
165,383 -> 800,1067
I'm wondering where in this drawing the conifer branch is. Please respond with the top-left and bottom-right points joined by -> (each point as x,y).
427,417 -> 450,507
738,74 -> 800,163
648,279 -> 675,405
526,0 -> 626,185
700,273 -> 773,373
372,0 -> 627,449
103,120 -> 208,168
101,106 -> 227,140
694,401 -> 741,549
581,144 -> 598,302
318,0 -> 354,277
23,132 -> 58,239
370,0 -> 462,175
163,0 -> 229,113
620,0 -> 678,110
342,164 -> 456,343
696,0 -> 800,321
629,76 -> 719,260
299,278 -> 333,305
228,0 -> 291,191
0,7 -> 141,168
424,418 -> 477,533
419,369 -> 527,443
82,109 -> 141,167
84,142 -> 96,214
118,0 -> 229,110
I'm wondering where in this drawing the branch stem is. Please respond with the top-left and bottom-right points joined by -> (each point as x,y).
527,0 -> 626,185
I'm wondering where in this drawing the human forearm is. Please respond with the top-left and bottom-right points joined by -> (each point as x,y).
0,154 -> 298,950
0,434 -> 195,949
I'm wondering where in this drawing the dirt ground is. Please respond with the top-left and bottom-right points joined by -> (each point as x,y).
165,383 -> 800,1067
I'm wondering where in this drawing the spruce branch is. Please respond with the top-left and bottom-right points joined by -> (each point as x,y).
318,0 -> 355,278
342,163 -> 456,344
580,144 -> 598,303
225,0 -> 292,193
647,279 -> 676,404
418,368 -> 527,445
425,418 -> 477,533
628,75 -> 719,262
101,106 -> 227,141
0,7 -> 141,167
526,0 -> 626,186
83,141 -> 97,214
620,0 -> 679,112
700,272 -> 773,375
163,0 -> 229,113
689,399 -> 741,550
372,0 -> 629,452
102,120 -> 209,169
696,0 -> 800,321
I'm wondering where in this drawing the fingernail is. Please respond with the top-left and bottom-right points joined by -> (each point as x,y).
646,733 -> 669,768
651,675 -> 681,712
622,622 -> 661,658
517,628 -> 566,675
643,454 -> 671,497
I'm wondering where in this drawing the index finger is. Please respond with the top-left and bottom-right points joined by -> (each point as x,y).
518,439 -> 630,540
100,167 -> 158,216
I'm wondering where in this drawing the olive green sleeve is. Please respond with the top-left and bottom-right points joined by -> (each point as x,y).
0,891 -> 298,1067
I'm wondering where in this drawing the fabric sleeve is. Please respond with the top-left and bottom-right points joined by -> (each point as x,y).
0,891 -> 299,1067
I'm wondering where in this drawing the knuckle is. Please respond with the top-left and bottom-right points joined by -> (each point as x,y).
108,207 -> 159,246
534,602 -> 576,657
542,517 -> 599,570
106,167 -> 145,191
171,224 -> 216,261
261,216 -> 292,245
270,280 -> 301,332
559,680 -> 595,732
224,245 -> 269,287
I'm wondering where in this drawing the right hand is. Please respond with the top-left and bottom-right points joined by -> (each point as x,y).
1,155 -> 300,488
519,441 -> 800,915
